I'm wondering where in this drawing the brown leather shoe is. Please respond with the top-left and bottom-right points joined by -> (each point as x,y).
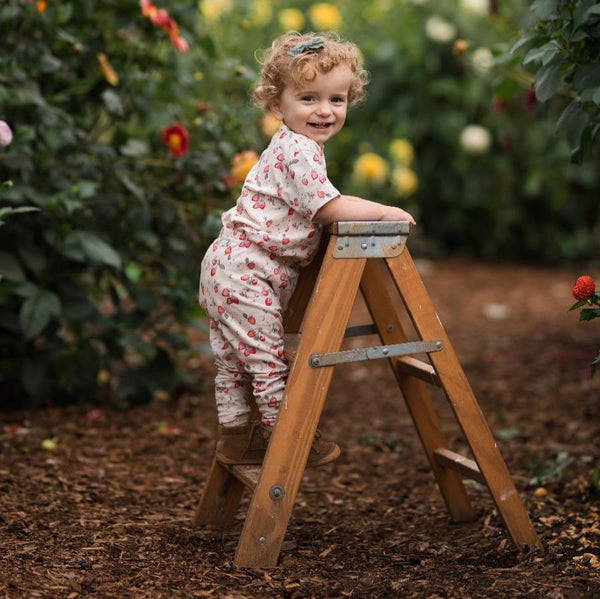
215,422 -> 340,468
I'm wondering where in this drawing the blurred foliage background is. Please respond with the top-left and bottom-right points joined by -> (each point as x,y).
1,0 -> 599,408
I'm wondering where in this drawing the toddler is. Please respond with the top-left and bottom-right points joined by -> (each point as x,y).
199,31 -> 415,467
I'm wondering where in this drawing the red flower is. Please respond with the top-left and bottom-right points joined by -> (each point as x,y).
161,122 -> 189,157
170,34 -> 189,54
572,275 -> 596,301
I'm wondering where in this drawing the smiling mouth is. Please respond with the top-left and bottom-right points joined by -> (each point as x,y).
309,123 -> 332,129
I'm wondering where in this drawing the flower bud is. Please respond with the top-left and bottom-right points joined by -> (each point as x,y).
572,275 -> 596,301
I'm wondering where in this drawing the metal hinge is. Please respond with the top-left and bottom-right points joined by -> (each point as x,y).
309,339 -> 443,368
329,221 -> 411,259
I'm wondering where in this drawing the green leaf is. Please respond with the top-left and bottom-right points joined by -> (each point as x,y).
574,1 -> 600,30
580,85 -> 600,105
573,64 -> 600,92
510,32 -> 537,55
19,288 -> 61,338
531,0 -> 558,19
569,299 -> 590,311
64,231 -> 122,268
579,307 -> 600,321
555,100 -> 590,148
523,41 -> 559,66
18,238 -> 47,275
0,251 -> 26,282
535,59 -> 563,102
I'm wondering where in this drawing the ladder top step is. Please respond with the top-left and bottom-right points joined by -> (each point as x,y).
327,221 -> 412,236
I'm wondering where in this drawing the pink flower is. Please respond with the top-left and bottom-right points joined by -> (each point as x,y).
161,122 -> 189,157
572,275 -> 596,301
170,34 -> 189,54
0,120 -> 13,146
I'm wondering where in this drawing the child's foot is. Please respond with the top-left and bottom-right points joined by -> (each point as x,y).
215,422 -> 340,467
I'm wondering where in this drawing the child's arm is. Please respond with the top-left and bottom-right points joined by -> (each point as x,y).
313,194 -> 416,225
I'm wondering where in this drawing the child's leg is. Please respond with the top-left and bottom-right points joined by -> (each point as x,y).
208,320 -> 252,426
211,307 -> 287,428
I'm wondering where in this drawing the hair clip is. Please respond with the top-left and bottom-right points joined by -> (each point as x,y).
288,36 -> 325,57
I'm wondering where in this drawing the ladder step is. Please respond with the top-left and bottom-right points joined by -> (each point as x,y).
396,356 -> 441,386
433,448 -> 484,484
227,464 -> 261,490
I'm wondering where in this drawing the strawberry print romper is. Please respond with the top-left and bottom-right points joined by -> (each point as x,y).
199,125 -> 341,427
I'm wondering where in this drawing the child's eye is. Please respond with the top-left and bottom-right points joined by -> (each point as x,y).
331,96 -> 346,103
301,95 -> 315,102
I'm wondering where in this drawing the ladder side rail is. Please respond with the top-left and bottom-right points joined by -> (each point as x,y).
235,236 -> 367,568
386,250 -> 539,550
360,258 -> 475,522
193,458 -> 246,530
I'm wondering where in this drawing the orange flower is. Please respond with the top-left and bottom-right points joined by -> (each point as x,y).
36,0 -> 47,12
140,0 -> 188,53
228,151 -> 259,186
140,0 -> 154,17
97,53 -> 119,86
572,276 -> 596,301
161,122 -> 189,157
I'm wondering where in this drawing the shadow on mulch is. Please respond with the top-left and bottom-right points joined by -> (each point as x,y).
1,259 -> 600,599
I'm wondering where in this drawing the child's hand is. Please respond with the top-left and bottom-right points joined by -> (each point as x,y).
380,206 -> 416,225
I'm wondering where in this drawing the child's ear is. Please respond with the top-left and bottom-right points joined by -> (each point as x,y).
269,102 -> 283,120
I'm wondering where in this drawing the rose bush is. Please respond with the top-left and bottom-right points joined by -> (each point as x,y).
0,0 -> 260,407
569,275 -> 600,374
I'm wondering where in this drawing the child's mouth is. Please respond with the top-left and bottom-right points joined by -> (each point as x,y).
309,123 -> 331,129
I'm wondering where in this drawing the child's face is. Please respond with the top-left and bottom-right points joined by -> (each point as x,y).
270,65 -> 353,146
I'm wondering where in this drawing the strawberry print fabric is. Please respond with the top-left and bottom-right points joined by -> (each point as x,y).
200,125 -> 340,426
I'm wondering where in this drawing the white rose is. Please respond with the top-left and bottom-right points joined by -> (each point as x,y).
425,16 -> 456,43
460,0 -> 489,16
0,120 -> 13,147
471,47 -> 494,72
460,125 -> 492,155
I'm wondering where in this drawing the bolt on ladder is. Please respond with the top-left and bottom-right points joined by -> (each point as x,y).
193,221 -> 540,568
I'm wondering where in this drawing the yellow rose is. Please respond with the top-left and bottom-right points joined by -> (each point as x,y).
250,0 -> 272,27
392,166 -> 418,198
389,138 -> 414,166
199,0 -> 233,22
278,8 -> 305,31
308,3 -> 342,30
353,153 -> 388,185
229,151 -> 259,185
260,113 -> 283,138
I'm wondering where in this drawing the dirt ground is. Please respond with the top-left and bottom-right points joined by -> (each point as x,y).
1,258 -> 600,599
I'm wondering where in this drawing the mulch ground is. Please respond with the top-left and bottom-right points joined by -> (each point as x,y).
1,258 -> 600,598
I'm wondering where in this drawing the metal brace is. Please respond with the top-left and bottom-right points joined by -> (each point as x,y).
309,339 -> 443,368
330,221 -> 411,259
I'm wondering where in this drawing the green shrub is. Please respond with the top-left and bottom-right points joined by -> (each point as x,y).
0,0 -> 243,407
511,0 -> 600,161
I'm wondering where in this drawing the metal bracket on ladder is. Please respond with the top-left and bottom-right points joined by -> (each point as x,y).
330,221 -> 411,259
309,339 -> 443,368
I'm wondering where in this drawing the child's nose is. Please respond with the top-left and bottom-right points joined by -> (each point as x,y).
315,101 -> 332,116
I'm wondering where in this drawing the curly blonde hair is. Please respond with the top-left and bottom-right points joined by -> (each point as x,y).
253,31 -> 369,111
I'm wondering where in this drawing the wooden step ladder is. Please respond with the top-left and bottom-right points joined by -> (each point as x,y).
193,221 -> 539,568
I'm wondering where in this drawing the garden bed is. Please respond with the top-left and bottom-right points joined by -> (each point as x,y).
1,258 -> 599,598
